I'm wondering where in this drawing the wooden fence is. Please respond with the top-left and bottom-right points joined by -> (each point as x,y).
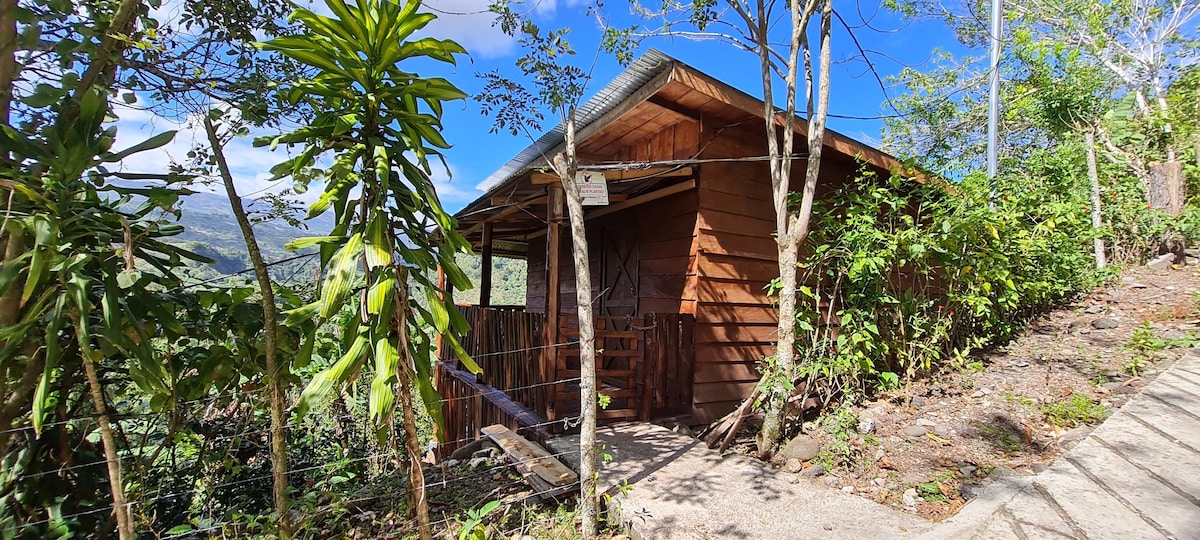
434,362 -> 548,459
438,305 -> 547,415
640,313 -> 696,419
436,307 -> 696,454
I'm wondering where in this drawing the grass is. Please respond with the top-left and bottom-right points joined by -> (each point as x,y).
1043,393 -> 1108,428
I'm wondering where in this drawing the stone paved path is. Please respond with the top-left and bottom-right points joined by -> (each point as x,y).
598,349 -> 1200,540
922,349 -> 1200,540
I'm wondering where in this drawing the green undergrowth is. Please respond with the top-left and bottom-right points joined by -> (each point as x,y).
1043,393 -> 1108,427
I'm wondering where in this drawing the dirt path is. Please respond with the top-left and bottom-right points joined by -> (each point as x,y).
760,265 -> 1200,521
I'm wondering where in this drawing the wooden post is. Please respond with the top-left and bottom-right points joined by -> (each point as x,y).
543,185 -> 565,420
480,222 -> 494,308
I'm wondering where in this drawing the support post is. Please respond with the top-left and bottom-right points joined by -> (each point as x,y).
480,222 -> 494,307
543,185 -> 564,421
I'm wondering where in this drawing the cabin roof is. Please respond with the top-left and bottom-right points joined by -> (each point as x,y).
455,49 -> 919,256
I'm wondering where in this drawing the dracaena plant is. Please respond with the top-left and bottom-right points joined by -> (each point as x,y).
255,3 -> 472,534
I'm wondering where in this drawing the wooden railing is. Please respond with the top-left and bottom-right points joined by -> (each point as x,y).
555,313 -> 695,422
436,306 -> 695,454
438,305 -> 547,415
434,362 -> 548,459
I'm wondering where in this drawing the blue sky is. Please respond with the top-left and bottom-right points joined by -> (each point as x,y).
113,0 -> 979,215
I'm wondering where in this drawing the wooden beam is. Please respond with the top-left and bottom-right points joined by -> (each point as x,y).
463,194 -> 547,236
531,166 -> 693,185
480,222 -> 493,308
669,63 -> 927,182
525,179 -> 697,240
543,185 -> 564,421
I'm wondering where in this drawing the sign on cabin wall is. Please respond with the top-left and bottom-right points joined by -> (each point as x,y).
577,171 -> 609,206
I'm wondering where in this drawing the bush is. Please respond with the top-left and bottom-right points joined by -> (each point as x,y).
786,167 -> 1102,401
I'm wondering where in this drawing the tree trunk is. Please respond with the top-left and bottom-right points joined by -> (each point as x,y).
756,0 -> 831,458
81,352 -> 133,540
1086,130 -> 1106,269
554,107 -> 598,539
0,0 -> 15,126
394,277 -> 431,540
203,118 -> 291,539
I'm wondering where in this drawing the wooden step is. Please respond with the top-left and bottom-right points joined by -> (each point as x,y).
481,424 -> 578,500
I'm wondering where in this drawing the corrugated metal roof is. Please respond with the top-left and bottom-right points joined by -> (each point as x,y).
474,48 -> 677,192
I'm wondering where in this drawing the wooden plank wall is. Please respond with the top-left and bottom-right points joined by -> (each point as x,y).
690,126 -> 863,422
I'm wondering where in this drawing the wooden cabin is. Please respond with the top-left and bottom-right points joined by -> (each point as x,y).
434,49 -> 914,454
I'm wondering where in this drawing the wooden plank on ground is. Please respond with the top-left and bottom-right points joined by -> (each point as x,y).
481,424 -> 579,490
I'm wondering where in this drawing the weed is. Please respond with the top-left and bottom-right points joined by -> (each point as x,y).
1043,393 -> 1107,427
1126,321 -> 1166,356
1123,356 -> 1146,377
913,472 -> 957,503
456,501 -> 501,540
999,390 -> 1035,407
976,421 -> 1025,453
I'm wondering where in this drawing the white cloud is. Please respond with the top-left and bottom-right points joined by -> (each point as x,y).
109,97 -> 325,206
422,0 -> 516,60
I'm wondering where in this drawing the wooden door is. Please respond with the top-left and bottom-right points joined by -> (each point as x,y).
599,224 -> 638,319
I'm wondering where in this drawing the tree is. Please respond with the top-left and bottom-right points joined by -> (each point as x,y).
256,1 -> 473,538
672,0 -> 833,456
477,4 -> 619,534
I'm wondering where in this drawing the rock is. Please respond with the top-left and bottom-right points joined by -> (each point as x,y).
989,465 -> 1018,478
443,459 -> 461,467
802,464 -> 827,478
1129,282 -> 1149,289
932,426 -> 953,439
910,396 -> 927,408
785,458 -> 804,473
468,456 -> 490,469
916,418 -> 937,427
1160,330 -> 1189,341
970,390 -> 985,398
1147,253 -> 1174,270
873,477 -> 887,487
1069,319 -> 1091,330
903,488 -> 919,507
960,484 -> 985,499
1032,464 -> 1049,474
1084,305 -> 1104,314
1092,317 -> 1121,330
825,476 -> 842,488
778,434 -> 820,462
903,425 -> 929,437
857,417 -> 877,435
1011,360 -> 1030,368
448,438 -> 489,461
841,486 -> 855,494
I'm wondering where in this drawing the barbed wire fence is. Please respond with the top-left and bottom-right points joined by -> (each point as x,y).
2,337 -> 600,539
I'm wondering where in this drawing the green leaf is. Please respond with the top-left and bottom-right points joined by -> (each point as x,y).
295,333 -> 369,419
104,131 -> 177,162
285,236 -> 345,251
363,215 -> 392,269
318,233 -> 363,319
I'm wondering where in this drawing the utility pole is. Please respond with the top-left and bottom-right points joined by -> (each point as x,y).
987,0 -> 1002,205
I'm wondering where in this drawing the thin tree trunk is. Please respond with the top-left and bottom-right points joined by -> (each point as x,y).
756,0 -> 830,458
0,0 -> 15,126
554,107 -> 598,539
81,351 -> 133,540
203,118 -> 291,538
394,277 -> 431,540
1086,130 -> 1106,269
